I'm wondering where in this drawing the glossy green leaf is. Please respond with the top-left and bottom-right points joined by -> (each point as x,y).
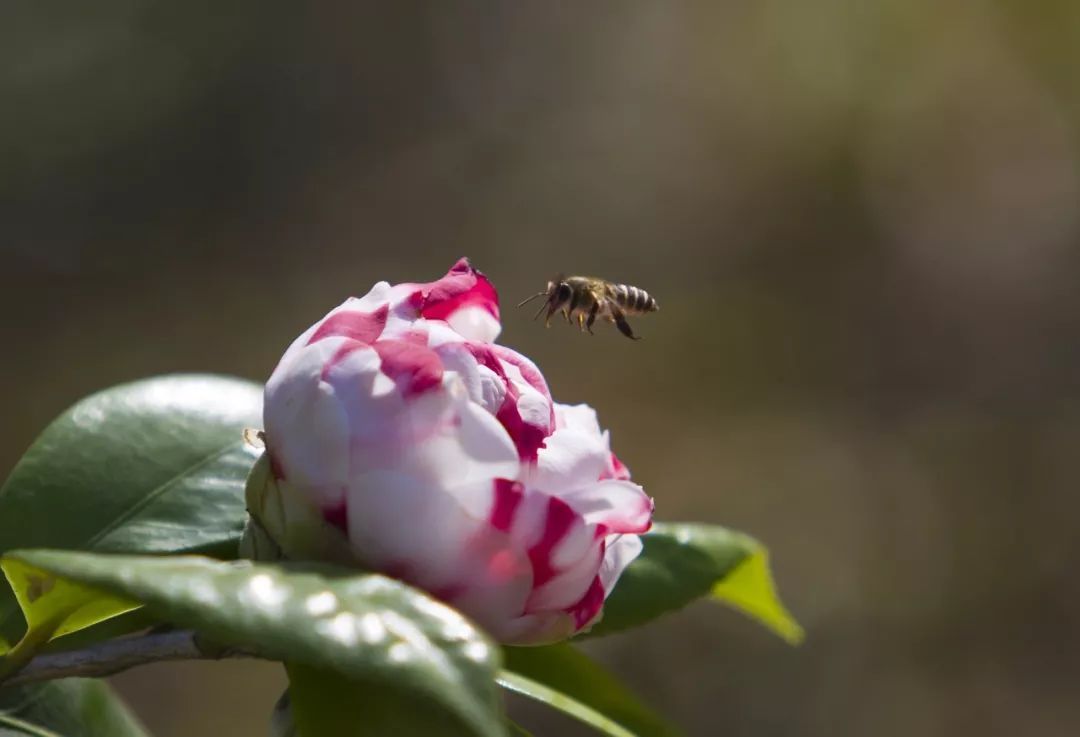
39,610 -> 160,656
711,546 -> 804,644
586,523 -> 803,644
0,374 -> 263,646
503,644 -> 680,737
0,679 -> 149,737
1,551 -> 505,737
506,721 -> 534,737
0,559 -> 137,678
498,672 -> 632,737
287,663 -> 500,737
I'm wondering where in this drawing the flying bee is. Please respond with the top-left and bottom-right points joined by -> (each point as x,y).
517,275 -> 658,340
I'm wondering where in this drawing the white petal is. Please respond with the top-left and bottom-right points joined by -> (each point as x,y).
353,281 -> 394,310
420,319 -> 468,348
557,480 -> 654,534
318,342 -> 398,442
526,543 -> 603,612
529,425 -> 609,492
264,339 -> 351,504
346,391 -> 520,513
422,397 -> 521,493
434,343 -> 506,415
447,305 -> 501,343
346,474 -> 532,630
345,471 -> 473,585
271,284 -> 393,369
554,403 -> 602,435
599,534 -> 644,594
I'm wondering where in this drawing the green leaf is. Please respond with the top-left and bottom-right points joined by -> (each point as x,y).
498,672 -> 633,737
0,560 -> 137,678
287,664 -> 500,737
0,374 -> 262,646
586,523 -> 803,644
503,644 -> 680,737
506,721 -> 534,737
710,546 -> 804,645
39,610 -> 160,656
0,679 -> 149,737
1,551 -> 505,737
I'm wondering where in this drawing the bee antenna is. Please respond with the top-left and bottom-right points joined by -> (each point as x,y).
532,301 -> 549,321
516,292 -> 547,308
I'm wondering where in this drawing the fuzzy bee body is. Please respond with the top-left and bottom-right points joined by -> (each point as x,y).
518,275 -> 658,340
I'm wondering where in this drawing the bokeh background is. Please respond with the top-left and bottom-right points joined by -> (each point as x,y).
3,2 -> 1080,735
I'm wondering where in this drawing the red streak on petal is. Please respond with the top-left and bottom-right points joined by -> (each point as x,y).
492,346 -> 552,401
497,397 -> 548,462
595,494 -> 654,536
467,343 -> 550,461
487,549 -> 523,583
430,583 -> 466,602
419,258 -> 501,321
373,339 -> 443,397
321,340 -> 366,380
308,304 -> 388,345
490,479 -> 524,532
566,576 -> 606,629
323,502 -> 348,533
527,496 -> 578,588
464,343 -> 504,376
600,452 -> 632,481
268,452 -> 286,480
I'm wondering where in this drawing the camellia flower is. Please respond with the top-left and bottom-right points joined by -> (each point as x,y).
253,258 -> 653,645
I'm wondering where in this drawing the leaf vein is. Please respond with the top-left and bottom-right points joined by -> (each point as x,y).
0,713 -> 65,737
83,442 -> 242,551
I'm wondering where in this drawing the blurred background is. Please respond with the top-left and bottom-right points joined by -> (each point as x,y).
3,2 -> 1080,735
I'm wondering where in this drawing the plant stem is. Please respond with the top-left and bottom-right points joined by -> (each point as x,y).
0,630 -> 258,686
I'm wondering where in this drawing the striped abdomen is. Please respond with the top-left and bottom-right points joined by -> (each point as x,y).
610,283 -> 658,315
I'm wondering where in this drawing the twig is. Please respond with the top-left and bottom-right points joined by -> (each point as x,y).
1,630 -> 259,686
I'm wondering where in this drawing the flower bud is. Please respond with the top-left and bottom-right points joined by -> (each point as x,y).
258,259 -> 653,644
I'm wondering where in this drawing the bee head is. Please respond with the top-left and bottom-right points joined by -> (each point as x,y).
554,281 -> 573,305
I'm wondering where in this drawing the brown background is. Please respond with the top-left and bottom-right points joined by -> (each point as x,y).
3,2 -> 1080,736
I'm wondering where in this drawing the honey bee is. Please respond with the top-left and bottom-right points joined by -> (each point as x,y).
517,275 -> 658,340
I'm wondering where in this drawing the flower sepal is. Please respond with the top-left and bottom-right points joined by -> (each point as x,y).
241,452 -> 358,566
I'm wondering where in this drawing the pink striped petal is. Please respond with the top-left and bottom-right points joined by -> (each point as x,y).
447,306 -> 501,344
566,577 -> 606,629
530,421 -> 610,492
264,338 -> 352,506
525,540 -> 604,613
308,304 -> 388,345
600,451 -> 632,481
558,480 -> 654,535
395,258 -> 502,342
372,339 -> 443,398
492,346 -> 552,402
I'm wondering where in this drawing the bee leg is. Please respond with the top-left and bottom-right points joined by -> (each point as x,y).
566,290 -> 582,324
577,313 -> 588,332
586,304 -> 598,334
613,310 -> 641,340
544,302 -> 560,327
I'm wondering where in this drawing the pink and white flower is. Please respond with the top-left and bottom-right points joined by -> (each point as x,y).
259,258 -> 653,644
